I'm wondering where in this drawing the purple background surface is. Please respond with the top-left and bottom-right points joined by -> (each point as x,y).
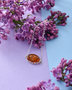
0,12 -> 50,90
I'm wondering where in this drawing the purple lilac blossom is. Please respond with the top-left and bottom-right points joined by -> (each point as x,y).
0,0 -> 69,47
27,0 -> 55,14
47,10 -> 69,26
27,79 -> 60,90
52,58 -> 72,87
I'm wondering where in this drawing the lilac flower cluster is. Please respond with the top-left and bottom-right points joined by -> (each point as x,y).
47,10 -> 69,26
0,0 -> 69,48
15,16 -> 58,48
27,79 -> 60,90
27,0 -> 55,14
14,10 -> 69,48
52,58 -> 72,87
0,0 -> 24,23
0,27 -> 10,44
0,0 -> 24,43
0,9 -> 10,43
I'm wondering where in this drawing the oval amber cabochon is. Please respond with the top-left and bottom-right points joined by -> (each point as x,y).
27,54 -> 41,63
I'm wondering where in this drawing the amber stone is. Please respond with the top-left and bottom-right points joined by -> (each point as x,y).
27,54 -> 41,64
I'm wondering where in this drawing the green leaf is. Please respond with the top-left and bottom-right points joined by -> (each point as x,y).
35,21 -> 41,25
10,11 -> 15,15
13,19 -> 23,26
